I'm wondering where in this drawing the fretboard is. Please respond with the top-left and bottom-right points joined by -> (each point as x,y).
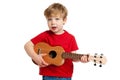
61,53 -> 84,61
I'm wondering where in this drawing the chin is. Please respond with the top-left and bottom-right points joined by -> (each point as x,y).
51,30 -> 58,33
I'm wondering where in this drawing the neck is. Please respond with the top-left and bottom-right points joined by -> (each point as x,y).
61,52 -> 84,61
54,30 -> 65,35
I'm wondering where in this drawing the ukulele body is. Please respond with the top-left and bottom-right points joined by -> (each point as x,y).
34,42 -> 65,66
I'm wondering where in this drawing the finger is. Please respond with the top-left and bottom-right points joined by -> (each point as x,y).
83,54 -> 89,62
40,53 -> 47,56
81,56 -> 88,62
39,62 -> 48,67
42,60 -> 49,65
39,57 -> 49,66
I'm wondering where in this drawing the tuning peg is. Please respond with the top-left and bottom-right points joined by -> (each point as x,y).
94,53 -> 97,58
94,60 -> 97,66
100,53 -> 103,58
94,63 -> 97,66
101,53 -> 103,56
93,53 -> 97,66
99,61 -> 102,67
99,64 -> 102,67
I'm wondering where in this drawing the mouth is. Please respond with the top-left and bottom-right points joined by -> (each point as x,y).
51,27 -> 57,30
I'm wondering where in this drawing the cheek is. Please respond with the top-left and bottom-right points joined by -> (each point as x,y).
47,22 -> 51,26
47,24 -> 51,29
59,22 -> 64,26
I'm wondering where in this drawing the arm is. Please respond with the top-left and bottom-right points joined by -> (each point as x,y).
24,41 -> 48,67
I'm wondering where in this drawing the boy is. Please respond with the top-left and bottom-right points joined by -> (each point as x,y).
24,3 -> 89,80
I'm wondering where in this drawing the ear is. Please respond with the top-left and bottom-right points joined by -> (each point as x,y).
63,17 -> 67,25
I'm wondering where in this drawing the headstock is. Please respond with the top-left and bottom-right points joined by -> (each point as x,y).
89,53 -> 107,67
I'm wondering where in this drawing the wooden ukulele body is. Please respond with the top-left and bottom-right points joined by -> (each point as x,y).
34,42 -> 65,66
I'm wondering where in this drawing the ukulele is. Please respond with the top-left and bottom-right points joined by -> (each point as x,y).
34,42 -> 107,67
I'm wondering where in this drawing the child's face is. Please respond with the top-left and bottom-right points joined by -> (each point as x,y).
46,15 -> 67,34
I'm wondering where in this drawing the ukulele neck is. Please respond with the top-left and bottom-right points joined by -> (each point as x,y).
61,53 -> 84,61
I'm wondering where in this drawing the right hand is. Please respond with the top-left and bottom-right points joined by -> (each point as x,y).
33,53 -> 49,67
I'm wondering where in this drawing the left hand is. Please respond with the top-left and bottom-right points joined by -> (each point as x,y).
80,54 -> 89,63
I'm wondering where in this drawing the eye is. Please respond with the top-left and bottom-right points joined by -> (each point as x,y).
47,18 -> 52,21
55,18 -> 60,20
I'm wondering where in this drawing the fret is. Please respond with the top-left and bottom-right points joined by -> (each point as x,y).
62,53 -> 83,61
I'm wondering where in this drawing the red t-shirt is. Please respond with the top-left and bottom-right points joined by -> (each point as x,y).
31,30 -> 78,77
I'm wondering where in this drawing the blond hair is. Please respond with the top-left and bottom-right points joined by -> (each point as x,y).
44,3 -> 68,19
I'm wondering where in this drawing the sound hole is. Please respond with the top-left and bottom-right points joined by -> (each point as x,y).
49,51 -> 57,58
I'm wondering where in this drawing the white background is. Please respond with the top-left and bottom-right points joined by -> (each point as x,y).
0,0 -> 120,80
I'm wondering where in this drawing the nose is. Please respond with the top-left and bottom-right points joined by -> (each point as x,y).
51,19 -> 56,25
